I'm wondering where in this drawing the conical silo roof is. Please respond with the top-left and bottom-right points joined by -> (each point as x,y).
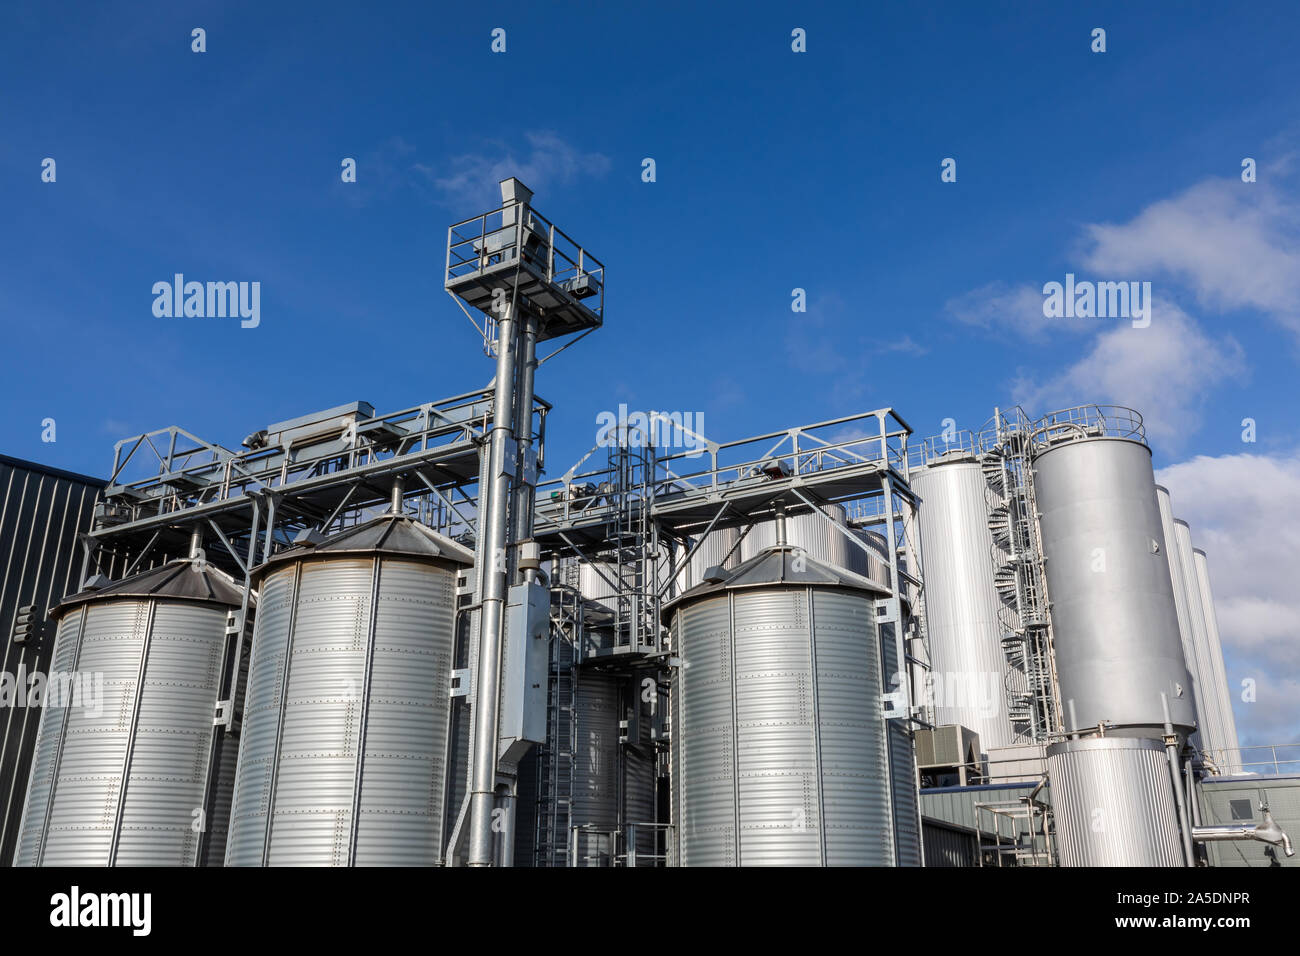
252,513 -> 475,583
662,543 -> 889,621
54,558 -> 247,617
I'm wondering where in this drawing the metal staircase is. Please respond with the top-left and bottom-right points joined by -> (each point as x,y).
980,409 -> 1061,742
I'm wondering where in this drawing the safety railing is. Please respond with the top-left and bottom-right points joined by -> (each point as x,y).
1031,404 -> 1146,449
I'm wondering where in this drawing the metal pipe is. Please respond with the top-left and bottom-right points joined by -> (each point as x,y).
1161,693 -> 1194,867
1192,809 -> 1295,856
774,501 -> 787,547
390,476 -> 405,515
466,300 -> 519,867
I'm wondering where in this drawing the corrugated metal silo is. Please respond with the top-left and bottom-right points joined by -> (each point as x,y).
910,460 -> 1019,749
848,529 -> 892,588
1046,737 -> 1184,866
665,544 -> 902,866
571,670 -> 620,866
224,514 -> 472,866
13,559 -> 246,866
739,504 -> 853,570
1031,432 -> 1195,735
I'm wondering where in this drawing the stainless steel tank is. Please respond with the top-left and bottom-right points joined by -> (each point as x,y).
224,514 -> 472,866
739,504 -> 854,570
665,544 -> 900,866
848,529 -> 892,588
1046,737 -> 1184,866
571,670 -> 620,866
1192,549 -> 1240,771
911,459 -> 1022,749
1172,519 -> 1223,752
1031,429 -> 1195,735
1154,486 -> 1208,750
13,559 -> 246,866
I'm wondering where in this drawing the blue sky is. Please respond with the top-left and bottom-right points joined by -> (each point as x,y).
3,1 -> 1298,746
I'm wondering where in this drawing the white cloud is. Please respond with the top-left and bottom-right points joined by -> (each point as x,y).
1156,450 -> 1300,747
421,131 -> 611,206
1013,300 -> 1245,447
945,281 -> 1090,342
1081,176 -> 1300,337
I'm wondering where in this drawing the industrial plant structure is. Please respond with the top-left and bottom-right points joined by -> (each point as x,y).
2,180 -> 1293,868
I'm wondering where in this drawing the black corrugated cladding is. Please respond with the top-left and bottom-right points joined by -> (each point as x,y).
0,455 -> 105,865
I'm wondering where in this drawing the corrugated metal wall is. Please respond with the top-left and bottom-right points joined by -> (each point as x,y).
0,456 -> 103,866
922,819 -> 979,867
1198,776 -> 1300,868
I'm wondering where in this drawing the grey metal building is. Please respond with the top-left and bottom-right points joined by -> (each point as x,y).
0,455 -> 105,866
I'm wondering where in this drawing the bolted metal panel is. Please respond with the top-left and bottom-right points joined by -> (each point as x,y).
740,504 -> 852,571
226,554 -> 458,866
1046,737 -> 1184,867
13,595 -> 231,866
910,461 -> 1020,749
1032,439 -> 1195,735
571,670 -> 620,866
672,582 -> 894,866
1191,550 -> 1240,770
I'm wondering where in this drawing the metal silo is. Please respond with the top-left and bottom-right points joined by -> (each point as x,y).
1171,521 -> 1229,758
1154,487 -> 1210,751
571,670 -> 620,866
1030,412 -> 1195,736
665,538 -> 900,866
1191,549 -> 1239,772
224,514 -> 472,866
910,459 -> 1020,749
849,529 -> 891,588
13,559 -> 246,866
684,526 -> 742,587
1046,737 -> 1184,866
739,504 -> 853,570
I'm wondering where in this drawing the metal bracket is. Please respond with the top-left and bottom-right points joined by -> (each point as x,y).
450,667 -> 471,698
875,598 -> 900,625
214,699 -> 233,726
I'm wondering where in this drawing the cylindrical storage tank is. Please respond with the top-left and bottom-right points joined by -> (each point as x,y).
848,529 -> 892,588
571,670 -> 620,866
13,559 -> 246,866
1154,487 -> 1208,750
1191,549 -> 1240,771
666,545 -> 898,866
1046,737 -> 1184,867
1171,519 -> 1222,752
1032,432 -> 1195,735
1175,520 -> 1222,759
910,460 -> 1021,749
684,526 -> 741,588
740,504 -> 853,571
225,515 -> 472,866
